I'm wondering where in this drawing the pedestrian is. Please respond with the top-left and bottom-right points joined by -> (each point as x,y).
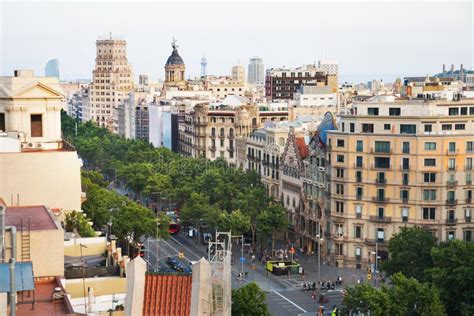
311,292 -> 316,300
331,305 -> 338,316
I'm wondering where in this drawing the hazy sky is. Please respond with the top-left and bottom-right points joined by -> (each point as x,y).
1,1 -> 473,83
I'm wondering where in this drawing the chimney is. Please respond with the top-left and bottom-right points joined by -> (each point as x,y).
450,64 -> 454,76
460,64 -> 465,82
442,64 -> 446,74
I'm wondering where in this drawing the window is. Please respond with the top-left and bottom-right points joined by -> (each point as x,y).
377,228 -> 385,242
337,139 -> 345,147
367,108 -> 379,115
336,183 -> 344,195
423,189 -> 436,201
374,157 -> 390,169
400,190 -> 409,200
374,141 -> 390,153
403,173 -> 409,185
335,243 -> 343,255
442,124 -> 452,131
402,158 -> 410,170
446,231 -> 455,241
355,205 -> 362,216
220,139 -> 224,147
384,124 -> 391,130
402,142 -> 410,154
356,187 -> 363,198
424,124 -> 432,133
355,247 -> 362,258
449,142 -> 456,152
356,156 -> 363,168
377,188 -> 385,200
0,113 -> 4,132
423,207 -> 436,220
466,158 -> 473,170
377,207 -> 384,218
463,230 -> 472,242
336,224 -> 344,237
354,226 -> 362,239
448,107 -> 459,116
424,158 -> 436,167
336,155 -> 344,163
423,172 -> 436,183
400,124 -> 416,134
336,201 -> 344,213
362,124 -> 374,133
350,123 -> 355,133
466,208 -> 472,219
425,142 -> 436,150
448,158 -> 456,170
447,191 -> 455,202
455,124 -> 465,130
356,171 -> 362,182
467,141 -> 473,152
356,140 -> 363,152
30,114 -> 43,137
402,208 -> 409,222
389,108 -> 401,116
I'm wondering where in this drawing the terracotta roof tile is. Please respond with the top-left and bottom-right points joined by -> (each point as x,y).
143,274 -> 192,316
6,206 -> 58,231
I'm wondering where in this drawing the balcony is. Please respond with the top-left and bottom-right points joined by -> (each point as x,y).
370,148 -> 392,154
464,165 -> 473,171
210,134 -> 216,138
369,215 -> 392,223
467,180 -> 473,186
402,198 -> 409,204
446,199 -> 458,205
226,146 -> 234,152
371,164 -> 392,170
446,149 -> 459,155
445,218 -> 458,225
228,134 -> 235,139
262,160 -> 269,166
466,217 -> 472,223
365,239 -> 387,246
372,197 -> 390,203
193,120 -> 208,127
208,145 -> 216,151
375,178 -> 387,185
356,195 -> 363,201
353,163 -> 364,169
447,166 -> 457,172
218,134 -> 225,139
399,165 -> 411,171
356,213 -> 362,219
447,180 -> 458,187
466,198 -> 472,204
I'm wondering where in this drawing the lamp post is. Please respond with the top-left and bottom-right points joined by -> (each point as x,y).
80,244 -> 88,313
316,234 -> 323,285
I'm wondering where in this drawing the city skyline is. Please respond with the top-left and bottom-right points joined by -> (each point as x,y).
1,1 -> 472,83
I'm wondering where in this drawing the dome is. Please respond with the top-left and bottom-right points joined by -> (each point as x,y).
166,48 -> 184,65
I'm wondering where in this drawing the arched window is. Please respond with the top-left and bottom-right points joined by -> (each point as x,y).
211,127 -> 216,137
229,128 -> 234,137
220,128 -> 225,137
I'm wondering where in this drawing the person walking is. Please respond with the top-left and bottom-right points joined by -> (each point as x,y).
331,305 -> 338,316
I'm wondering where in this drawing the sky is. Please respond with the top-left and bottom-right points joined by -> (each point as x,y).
0,1 -> 473,83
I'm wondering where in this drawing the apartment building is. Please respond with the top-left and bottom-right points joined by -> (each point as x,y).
326,99 -> 474,269
265,64 -> 338,101
204,77 -> 247,100
178,98 -> 289,163
87,35 -> 133,130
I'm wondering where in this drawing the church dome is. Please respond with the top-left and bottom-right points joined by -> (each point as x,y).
166,46 -> 184,66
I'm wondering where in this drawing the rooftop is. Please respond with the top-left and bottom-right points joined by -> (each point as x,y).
6,205 -> 60,231
143,273 -> 192,316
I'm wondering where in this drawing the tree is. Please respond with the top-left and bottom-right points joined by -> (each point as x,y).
342,274 -> 445,316
342,283 -> 390,316
383,226 -> 436,281
426,240 -> 474,315
387,273 -> 445,316
180,192 -> 212,241
64,210 -> 95,237
231,282 -> 270,316
257,204 -> 288,252
218,210 -> 250,236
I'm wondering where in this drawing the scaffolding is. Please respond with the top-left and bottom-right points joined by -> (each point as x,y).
208,231 -> 232,316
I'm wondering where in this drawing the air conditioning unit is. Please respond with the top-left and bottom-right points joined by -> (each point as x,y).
318,167 -> 326,172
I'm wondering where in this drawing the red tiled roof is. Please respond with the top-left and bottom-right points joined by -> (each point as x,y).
295,137 -> 309,159
143,274 -> 192,316
6,206 -> 58,231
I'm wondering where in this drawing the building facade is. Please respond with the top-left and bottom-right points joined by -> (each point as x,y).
326,99 -> 474,268
247,57 -> 264,86
265,65 -> 338,101
87,35 -> 134,130
164,39 -> 187,91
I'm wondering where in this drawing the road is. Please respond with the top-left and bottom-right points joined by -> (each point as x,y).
144,232 -> 343,316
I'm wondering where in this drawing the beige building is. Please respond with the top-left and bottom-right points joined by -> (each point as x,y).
0,70 -> 83,211
87,35 -> 134,130
231,65 -> 246,82
327,99 -> 474,269
205,77 -> 247,100
179,98 -> 288,164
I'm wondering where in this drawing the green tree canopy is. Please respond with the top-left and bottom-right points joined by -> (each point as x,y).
218,210 -> 250,236
231,282 -> 270,316
426,240 -> 474,315
342,283 -> 390,316
383,226 -> 436,281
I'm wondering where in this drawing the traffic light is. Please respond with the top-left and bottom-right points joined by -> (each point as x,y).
178,252 -> 184,259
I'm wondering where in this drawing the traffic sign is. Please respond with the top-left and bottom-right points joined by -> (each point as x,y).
239,257 -> 246,263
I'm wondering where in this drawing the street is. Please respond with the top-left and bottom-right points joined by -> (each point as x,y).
144,232 -> 345,316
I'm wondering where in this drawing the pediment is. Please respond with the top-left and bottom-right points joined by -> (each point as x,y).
9,82 -> 65,99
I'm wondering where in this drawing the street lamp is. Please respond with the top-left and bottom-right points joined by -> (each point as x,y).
80,244 -> 88,313
316,234 -> 323,285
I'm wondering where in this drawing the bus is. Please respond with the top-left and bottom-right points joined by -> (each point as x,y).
168,222 -> 180,234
